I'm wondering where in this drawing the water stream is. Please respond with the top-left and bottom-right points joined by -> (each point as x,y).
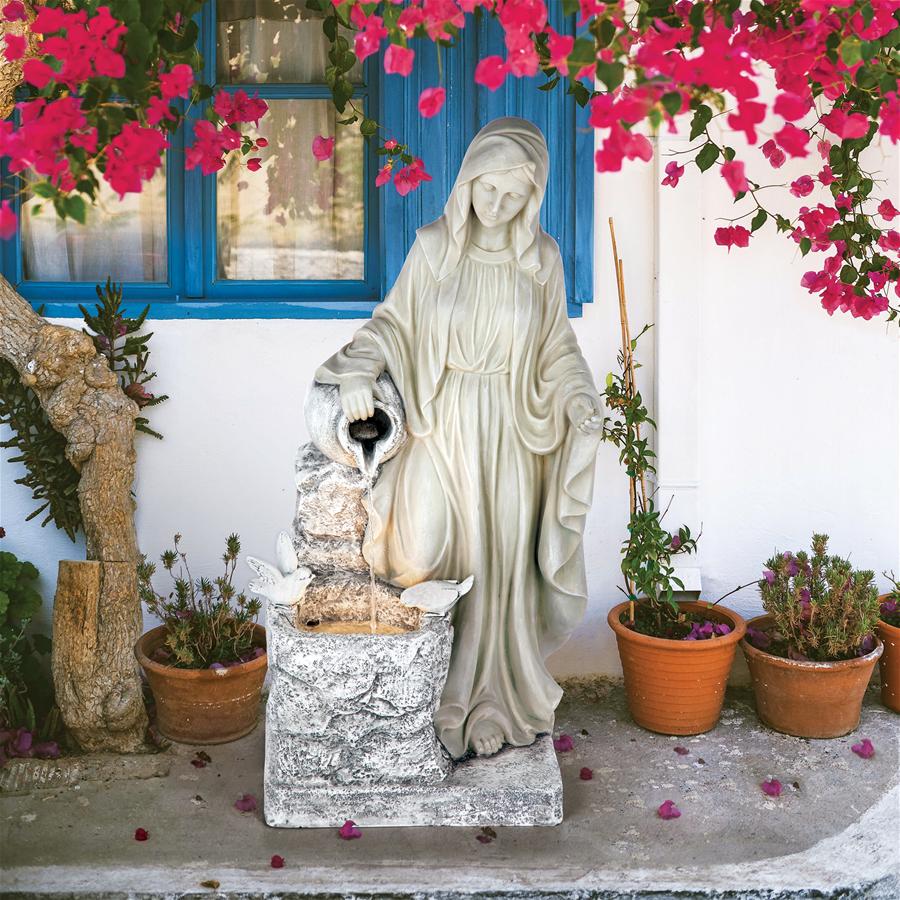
366,477 -> 377,635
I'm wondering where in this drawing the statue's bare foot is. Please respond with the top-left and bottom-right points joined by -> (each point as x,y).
470,720 -> 504,757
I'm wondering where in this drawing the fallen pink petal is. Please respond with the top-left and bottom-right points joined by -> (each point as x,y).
673,746 -> 689,755
657,800 -> 681,820
270,855 -> 285,868
761,778 -> 782,797
234,793 -> 258,812
851,739 -> 875,759
134,827 -> 149,841
553,733 -> 574,752
338,819 -> 362,840
579,767 -> 593,780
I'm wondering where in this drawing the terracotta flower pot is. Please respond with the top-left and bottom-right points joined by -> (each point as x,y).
876,595 -> 900,713
607,600 -> 747,735
740,614 -> 883,738
135,624 -> 267,744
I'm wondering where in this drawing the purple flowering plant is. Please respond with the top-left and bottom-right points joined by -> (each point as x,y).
879,574 -> 900,628
138,534 -> 262,669
753,534 -> 880,662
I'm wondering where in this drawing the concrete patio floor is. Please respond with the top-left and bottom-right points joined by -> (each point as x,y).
1,678 -> 898,899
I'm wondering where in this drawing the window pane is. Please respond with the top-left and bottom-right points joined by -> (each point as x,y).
217,100 -> 364,281
21,170 -> 167,283
216,0 -> 362,84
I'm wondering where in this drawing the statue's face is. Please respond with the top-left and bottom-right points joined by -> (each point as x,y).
471,170 -> 532,229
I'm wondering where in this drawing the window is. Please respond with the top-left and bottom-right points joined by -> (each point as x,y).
1,4 -> 592,319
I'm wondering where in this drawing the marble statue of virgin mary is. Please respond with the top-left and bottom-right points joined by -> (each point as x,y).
316,117 -> 603,759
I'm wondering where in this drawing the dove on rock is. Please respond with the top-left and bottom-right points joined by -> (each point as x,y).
399,575 -> 475,617
247,531 -> 314,608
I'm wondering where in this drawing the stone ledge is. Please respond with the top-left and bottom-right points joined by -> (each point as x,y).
266,734 -> 563,828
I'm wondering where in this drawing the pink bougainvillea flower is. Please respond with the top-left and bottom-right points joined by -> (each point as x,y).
256,137 -> 268,148
159,64 -> 194,100
878,199 -> 899,221
393,157 -> 431,196
246,158 -> 262,172
836,192 -> 853,210
714,226 -> 751,251
213,89 -> 267,126
338,819 -> 362,840
775,123 -> 810,158
311,135 -> 335,162
879,230 -> 900,252
879,92 -> 900,143
579,766 -> 593,780
763,569 -> 776,585
270,854 -> 285,868
418,87 -> 446,119
474,55 -> 508,91
761,778 -> 782,797
0,200 -> 17,241
383,138 -> 398,151
657,800 -> 681,820
375,164 -> 393,187
818,166 -> 836,186
146,96 -> 176,127
553,733 -> 574,752
721,160 -> 749,197
2,33 -> 26,62
546,29 -> 574,76
234,793 -> 258,812
671,534 -> 682,549
851,738 -> 875,759
33,741 -> 60,759
354,15 -> 387,63
728,100 -> 766,143
673,746 -> 690,755
790,176 -> 815,198
661,161 -> 684,188
134,827 -> 149,841
774,92 -> 812,122
820,108 -> 869,140
2,1 -> 27,21
22,59 -> 58,90
761,139 -> 786,170
384,43 -> 414,77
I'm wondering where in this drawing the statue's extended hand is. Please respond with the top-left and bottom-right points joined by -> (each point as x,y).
567,393 -> 604,435
340,375 -> 376,422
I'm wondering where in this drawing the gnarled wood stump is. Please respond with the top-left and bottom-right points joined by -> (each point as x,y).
0,274 -> 148,752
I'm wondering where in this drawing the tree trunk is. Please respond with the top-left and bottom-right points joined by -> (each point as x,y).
0,274 -> 148,752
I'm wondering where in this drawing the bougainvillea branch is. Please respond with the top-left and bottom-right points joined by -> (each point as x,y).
307,0 -> 900,322
0,1 -> 267,235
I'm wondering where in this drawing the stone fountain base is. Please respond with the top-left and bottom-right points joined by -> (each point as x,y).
265,734 -> 562,828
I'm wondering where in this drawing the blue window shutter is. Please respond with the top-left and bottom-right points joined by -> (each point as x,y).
380,12 -> 593,313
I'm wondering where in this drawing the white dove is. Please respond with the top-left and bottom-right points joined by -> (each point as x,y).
247,531 -> 314,609
399,575 -> 475,617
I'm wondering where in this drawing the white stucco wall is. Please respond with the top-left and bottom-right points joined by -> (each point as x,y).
2,134 -> 899,682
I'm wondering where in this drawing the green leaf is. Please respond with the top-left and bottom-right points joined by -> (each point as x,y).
598,18 -> 616,48
800,237 -> 812,256
332,77 -> 353,112
64,195 -> 87,225
359,117 -> 377,137
695,142 -> 720,172
323,14 -> 338,43
125,22 -> 152,66
596,60 -> 624,91
750,209 -> 767,232
689,105 -> 713,141
661,92 -> 681,116
840,38 -> 862,66
840,265 -> 857,284
0,590 -> 8,619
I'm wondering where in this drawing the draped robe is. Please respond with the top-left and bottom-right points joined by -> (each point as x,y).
316,232 -> 601,758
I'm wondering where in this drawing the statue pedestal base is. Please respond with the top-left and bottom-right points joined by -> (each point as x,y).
264,733 -> 562,828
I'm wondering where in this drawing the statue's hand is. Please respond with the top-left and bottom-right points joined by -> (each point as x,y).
340,375 -> 376,422
567,393 -> 604,435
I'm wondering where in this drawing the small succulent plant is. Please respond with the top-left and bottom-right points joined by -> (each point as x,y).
752,534 -> 880,662
138,534 -> 262,669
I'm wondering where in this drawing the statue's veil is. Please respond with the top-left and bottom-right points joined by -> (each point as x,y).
416,117 -> 557,284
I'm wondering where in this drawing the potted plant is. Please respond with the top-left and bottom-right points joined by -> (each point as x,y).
875,575 -> 898,713
741,535 -> 882,738
136,534 -> 266,744
602,229 -> 746,736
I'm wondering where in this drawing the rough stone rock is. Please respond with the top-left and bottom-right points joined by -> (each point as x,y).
292,443 -> 370,575
295,572 -> 421,631
265,605 -> 452,808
